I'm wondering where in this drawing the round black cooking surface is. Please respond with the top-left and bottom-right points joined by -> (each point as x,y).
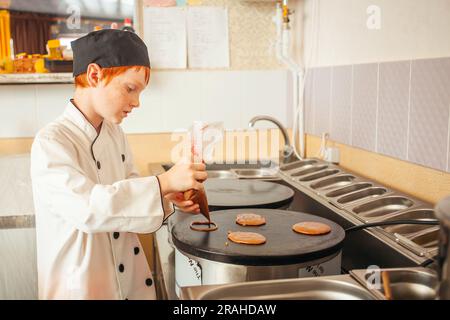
172,208 -> 345,266
204,179 -> 294,210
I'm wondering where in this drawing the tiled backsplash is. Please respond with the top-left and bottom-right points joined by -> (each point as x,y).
0,70 -> 289,138
305,57 -> 450,173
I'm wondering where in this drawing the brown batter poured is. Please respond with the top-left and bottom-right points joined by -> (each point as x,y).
190,221 -> 218,232
292,221 -> 331,235
227,231 -> 266,245
184,188 -> 211,221
235,213 -> 266,226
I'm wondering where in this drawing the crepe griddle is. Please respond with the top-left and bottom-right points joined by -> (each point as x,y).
204,179 -> 294,210
172,208 -> 345,266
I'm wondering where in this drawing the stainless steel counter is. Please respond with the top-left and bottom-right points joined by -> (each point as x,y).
154,224 -> 178,300
0,154 -> 37,299
180,274 -> 379,300
0,73 -> 73,84
152,159 -> 440,300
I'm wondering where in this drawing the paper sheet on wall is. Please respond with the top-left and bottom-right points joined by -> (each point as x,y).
187,7 -> 230,69
144,0 -> 176,6
187,0 -> 202,5
143,7 -> 187,69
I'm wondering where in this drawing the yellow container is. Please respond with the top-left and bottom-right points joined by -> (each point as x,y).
0,10 -> 12,60
47,39 -> 62,59
34,57 -> 48,73
1,56 -> 14,73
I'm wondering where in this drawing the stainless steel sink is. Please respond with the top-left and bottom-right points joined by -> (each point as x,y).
205,168 -> 279,180
350,267 -> 438,300
391,227 -> 440,258
181,267 -> 439,300
325,182 -> 373,198
280,159 -> 318,172
206,170 -> 238,179
310,174 -> 356,191
384,224 -> 436,237
180,275 -> 378,300
351,196 -> 415,221
379,208 -> 436,222
382,273 -> 437,300
380,209 -> 437,236
291,164 -> 329,177
337,187 -> 388,205
230,168 -> 279,179
408,227 -> 440,249
276,156 -> 436,264
299,169 -> 340,182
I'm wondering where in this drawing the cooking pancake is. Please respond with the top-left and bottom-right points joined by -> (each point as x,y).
227,231 -> 266,245
172,209 -> 345,266
235,213 -> 266,226
292,221 -> 331,235
190,221 -> 218,232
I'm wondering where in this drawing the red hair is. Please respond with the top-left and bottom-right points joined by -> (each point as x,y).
75,65 -> 150,88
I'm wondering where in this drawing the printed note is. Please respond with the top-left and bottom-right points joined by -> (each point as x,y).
187,7 -> 229,68
143,7 -> 187,69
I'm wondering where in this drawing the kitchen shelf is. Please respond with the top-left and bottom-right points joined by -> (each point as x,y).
0,73 -> 74,85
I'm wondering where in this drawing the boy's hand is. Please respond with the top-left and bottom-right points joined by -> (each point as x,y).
165,192 -> 200,214
157,157 -> 207,196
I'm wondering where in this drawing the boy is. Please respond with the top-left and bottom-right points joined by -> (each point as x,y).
30,29 -> 206,300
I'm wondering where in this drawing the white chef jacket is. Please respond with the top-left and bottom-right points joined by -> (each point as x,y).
30,100 -> 174,300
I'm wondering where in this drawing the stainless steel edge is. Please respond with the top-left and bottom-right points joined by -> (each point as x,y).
276,159 -> 435,264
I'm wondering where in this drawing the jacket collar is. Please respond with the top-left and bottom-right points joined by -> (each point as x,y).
64,99 -> 102,141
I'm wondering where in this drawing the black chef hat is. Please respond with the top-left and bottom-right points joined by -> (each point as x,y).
71,29 -> 151,77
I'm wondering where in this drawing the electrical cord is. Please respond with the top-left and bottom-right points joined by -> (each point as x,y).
345,219 -> 440,233
317,132 -> 330,159
420,258 -> 436,268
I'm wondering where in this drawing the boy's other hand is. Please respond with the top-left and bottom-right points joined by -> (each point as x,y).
165,192 -> 200,214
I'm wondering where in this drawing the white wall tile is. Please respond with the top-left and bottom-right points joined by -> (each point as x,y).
35,84 -> 73,130
330,65 -> 352,145
286,71 -> 294,128
377,61 -> 410,160
159,71 -> 203,132
448,119 -> 450,172
312,67 -> 332,136
121,84 -> 164,134
351,63 -> 378,152
304,57 -> 450,173
0,85 -> 36,138
304,69 -> 315,135
408,58 -> 450,171
240,70 -> 289,130
448,116 -> 450,172
1,70 -> 289,137
199,71 -> 244,130
150,70 -> 288,133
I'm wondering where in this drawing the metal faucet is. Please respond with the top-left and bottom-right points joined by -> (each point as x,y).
435,196 -> 450,300
248,115 -> 299,165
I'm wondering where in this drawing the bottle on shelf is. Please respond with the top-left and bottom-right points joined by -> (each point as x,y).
121,18 -> 135,33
